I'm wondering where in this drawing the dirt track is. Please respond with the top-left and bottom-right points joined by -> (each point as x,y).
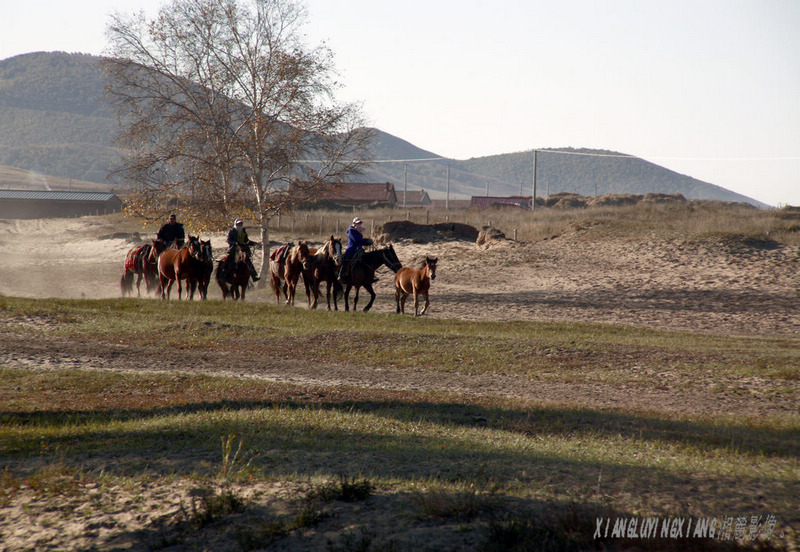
1,215 -> 799,419
2,216 -> 797,337
2,215 -> 799,552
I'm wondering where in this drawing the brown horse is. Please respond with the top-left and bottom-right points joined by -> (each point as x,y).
395,256 -> 437,316
120,240 -> 165,297
303,236 -> 344,310
269,241 -> 310,305
195,239 -> 213,300
343,245 -> 402,312
216,244 -> 250,300
157,236 -> 205,300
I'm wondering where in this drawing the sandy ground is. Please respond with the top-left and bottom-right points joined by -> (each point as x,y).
1,215 -> 799,551
1,215 -> 798,336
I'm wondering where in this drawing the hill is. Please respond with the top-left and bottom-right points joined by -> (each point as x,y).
0,52 -> 766,206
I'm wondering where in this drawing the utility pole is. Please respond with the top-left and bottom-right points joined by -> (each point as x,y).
531,149 -> 537,211
446,164 -> 450,210
403,164 -> 407,207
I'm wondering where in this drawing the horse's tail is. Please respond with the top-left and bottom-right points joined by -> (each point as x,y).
120,270 -> 133,296
215,260 -> 230,298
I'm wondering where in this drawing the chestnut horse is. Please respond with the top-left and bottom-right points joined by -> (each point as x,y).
121,240 -> 164,297
157,236 -> 205,300
269,241 -> 311,305
343,245 -> 402,312
395,256 -> 437,316
215,244 -> 250,301
303,236 -> 344,310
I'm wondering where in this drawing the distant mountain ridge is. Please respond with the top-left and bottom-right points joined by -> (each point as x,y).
0,52 -> 767,207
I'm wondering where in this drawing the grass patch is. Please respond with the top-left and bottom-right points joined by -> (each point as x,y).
1,297 -> 798,549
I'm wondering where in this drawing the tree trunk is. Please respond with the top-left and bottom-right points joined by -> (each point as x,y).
257,224 -> 270,289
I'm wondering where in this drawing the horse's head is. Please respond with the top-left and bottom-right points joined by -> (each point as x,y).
382,244 -> 403,273
295,241 -> 313,270
233,244 -> 248,263
186,236 -> 202,259
425,257 -> 438,280
152,239 -> 167,257
200,240 -> 213,263
325,235 -> 343,267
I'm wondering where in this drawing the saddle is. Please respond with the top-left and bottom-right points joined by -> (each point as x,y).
124,244 -> 149,271
270,242 -> 294,263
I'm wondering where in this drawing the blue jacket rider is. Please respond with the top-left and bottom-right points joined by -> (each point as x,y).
339,217 -> 372,281
225,218 -> 260,282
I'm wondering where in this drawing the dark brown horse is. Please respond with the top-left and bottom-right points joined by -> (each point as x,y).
120,240 -> 165,297
157,236 -> 205,300
216,244 -> 250,300
395,256 -> 437,316
195,239 -> 213,300
269,241 -> 310,305
303,236 -> 344,310
343,245 -> 402,312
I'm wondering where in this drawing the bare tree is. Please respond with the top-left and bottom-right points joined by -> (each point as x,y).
103,0 -> 373,277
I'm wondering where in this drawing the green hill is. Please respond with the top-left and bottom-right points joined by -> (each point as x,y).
0,52 -> 765,207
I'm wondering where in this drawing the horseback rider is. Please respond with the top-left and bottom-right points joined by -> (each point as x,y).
156,214 -> 185,249
224,218 -> 260,282
338,217 -> 373,282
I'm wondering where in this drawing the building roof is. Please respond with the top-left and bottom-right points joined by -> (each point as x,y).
0,190 -> 119,202
398,190 -> 431,205
318,182 -> 397,203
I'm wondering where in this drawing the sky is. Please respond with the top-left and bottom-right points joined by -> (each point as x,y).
1,0 -> 798,206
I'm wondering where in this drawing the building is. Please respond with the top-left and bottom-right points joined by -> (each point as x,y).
0,190 -> 123,219
398,189 -> 432,208
301,182 -> 398,209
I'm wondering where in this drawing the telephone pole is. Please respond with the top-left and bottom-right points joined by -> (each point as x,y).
531,149 -> 537,211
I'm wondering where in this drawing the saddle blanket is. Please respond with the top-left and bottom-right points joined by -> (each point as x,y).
270,243 -> 291,262
124,245 -> 148,272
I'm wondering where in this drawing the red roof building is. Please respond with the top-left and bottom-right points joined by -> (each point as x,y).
301,182 -> 398,209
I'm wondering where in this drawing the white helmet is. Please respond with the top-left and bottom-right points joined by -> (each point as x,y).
234,218 -> 243,226
352,217 -> 363,225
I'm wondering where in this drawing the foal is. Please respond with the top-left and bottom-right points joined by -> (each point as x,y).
394,256 -> 437,316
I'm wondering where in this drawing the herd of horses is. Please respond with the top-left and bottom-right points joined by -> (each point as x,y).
120,235 -> 438,315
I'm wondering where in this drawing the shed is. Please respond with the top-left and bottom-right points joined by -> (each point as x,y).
0,190 -> 123,219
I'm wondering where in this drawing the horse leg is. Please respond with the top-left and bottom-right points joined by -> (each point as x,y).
240,283 -> 246,301
399,290 -> 409,314
413,288 -> 420,316
362,283 -> 376,312
310,280 -> 320,309
395,286 -> 401,313
163,278 -> 173,300
344,284 -> 352,312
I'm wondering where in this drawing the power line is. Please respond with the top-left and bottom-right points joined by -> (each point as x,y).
368,151 -> 800,163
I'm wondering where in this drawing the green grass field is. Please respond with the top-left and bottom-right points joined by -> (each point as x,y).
1,296 -> 797,550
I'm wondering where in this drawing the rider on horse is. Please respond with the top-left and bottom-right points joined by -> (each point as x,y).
223,218 -> 260,282
156,214 -> 185,249
338,217 -> 373,282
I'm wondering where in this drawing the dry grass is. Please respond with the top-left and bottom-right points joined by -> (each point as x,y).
256,201 -> 800,247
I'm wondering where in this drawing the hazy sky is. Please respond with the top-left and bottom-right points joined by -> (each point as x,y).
2,0 -> 798,206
